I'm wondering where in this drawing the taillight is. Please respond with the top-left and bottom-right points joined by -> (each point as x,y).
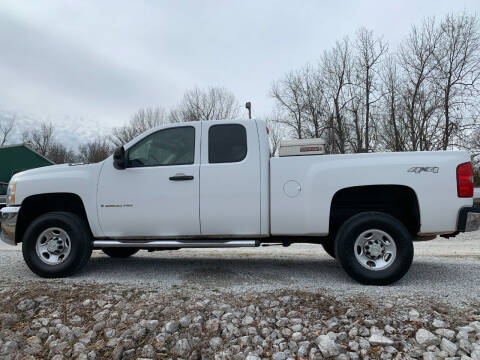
457,162 -> 474,197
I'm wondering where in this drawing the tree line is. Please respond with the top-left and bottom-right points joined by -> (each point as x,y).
271,13 -> 480,157
0,86 -> 239,163
0,12 -> 479,182
270,12 -> 480,182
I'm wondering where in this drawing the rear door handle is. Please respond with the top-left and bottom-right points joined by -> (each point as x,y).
169,175 -> 194,181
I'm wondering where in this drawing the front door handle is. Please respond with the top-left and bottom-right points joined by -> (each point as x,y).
169,175 -> 194,181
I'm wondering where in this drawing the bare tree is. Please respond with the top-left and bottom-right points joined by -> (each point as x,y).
322,37 -> 353,153
48,143 -> 77,164
22,121 -> 55,156
346,76 -> 364,153
300,65 -> 329,139
264,112 -> 288,156
271,70 -> 306,139
111,107 -> 167,146
170,87 -> 239,122
433,13 -> 480,150
22,121 -> 77,163
78,138 -> 112,163
0,114 -> 16,146
355,28 -> 388,152
398,18 -> 442,151
268,12 -> 480,157
379,56 -> 407,151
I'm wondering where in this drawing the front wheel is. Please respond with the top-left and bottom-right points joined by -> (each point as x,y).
335,212 -> 413,285
102,248 -> 139,258
22,212 -> 93,278
322,241 -> 336,259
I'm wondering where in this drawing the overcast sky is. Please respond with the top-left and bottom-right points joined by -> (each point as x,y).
0,0 -> 479,146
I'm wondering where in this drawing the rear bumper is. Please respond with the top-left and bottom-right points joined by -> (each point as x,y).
458,206 -> 480,232
0,206 -> 20,246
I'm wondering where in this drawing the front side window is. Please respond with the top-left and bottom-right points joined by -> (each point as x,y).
127,126 -> 195,167
0,183 -> 6,195
209,124 -> 247,163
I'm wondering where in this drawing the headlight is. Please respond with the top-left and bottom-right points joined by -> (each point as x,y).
6,181 -> 16,206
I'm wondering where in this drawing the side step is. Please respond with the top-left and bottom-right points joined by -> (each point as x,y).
93,239 -> 258,249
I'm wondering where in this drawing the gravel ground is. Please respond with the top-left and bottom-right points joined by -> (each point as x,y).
1,232 -> 480,300
0,231 -> 480,359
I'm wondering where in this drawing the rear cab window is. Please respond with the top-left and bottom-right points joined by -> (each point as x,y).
208,124 -> 247,163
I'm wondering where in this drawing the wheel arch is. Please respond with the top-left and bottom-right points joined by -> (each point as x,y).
329,185 -> 421,237
16,193 -> 92,244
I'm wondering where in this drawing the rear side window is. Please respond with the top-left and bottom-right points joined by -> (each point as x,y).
209,124 -> 247,163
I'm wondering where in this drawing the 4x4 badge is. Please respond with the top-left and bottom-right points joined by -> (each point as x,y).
408,167 -> 439,174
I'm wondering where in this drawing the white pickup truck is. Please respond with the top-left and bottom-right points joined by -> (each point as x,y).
1,119 -> 479,285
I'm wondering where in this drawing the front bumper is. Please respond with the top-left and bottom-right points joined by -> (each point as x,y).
458,206 -> 480,232
0,206 -> 20,246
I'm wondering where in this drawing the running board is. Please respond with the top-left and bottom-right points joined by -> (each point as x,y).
93,239 -> 258,249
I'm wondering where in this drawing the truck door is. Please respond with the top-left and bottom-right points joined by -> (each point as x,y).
200,121 -> 261,235
97,124 -> 201,237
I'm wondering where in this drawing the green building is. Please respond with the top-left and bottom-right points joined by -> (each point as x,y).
0,144 -> 54,183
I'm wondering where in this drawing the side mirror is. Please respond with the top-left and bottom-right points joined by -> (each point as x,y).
113,146 -> 126,170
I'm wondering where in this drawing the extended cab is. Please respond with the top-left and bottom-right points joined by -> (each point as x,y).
1,119 -> 479,284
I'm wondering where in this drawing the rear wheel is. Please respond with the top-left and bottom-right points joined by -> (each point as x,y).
335,212 -> 413,285
102,248 -> 139,258
22,212 -> 93,278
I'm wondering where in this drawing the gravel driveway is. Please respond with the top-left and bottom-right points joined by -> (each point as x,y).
1,232 -> 480,300
0,232 -> 480,359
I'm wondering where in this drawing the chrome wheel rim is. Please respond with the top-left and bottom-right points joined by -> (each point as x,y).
35,227 -> 72,265
354,229 -> 397,271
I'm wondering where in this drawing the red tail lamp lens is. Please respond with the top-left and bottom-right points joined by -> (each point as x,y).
457,162 -> 474,198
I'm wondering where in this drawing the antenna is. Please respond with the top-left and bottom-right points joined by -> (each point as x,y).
245,102 -> 252,119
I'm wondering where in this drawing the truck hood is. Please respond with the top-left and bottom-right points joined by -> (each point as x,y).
12,162 -> 102,182
10,161 -> 105,206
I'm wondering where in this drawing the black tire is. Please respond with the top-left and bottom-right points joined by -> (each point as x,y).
102,248 -> 139,258
22,211 -> 93,278
322,241 -> 336,259
335,212 -> 413,285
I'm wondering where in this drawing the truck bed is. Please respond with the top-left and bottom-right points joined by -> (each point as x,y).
270,151 -> 472,236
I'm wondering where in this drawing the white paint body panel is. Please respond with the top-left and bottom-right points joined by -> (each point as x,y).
9,119 -> 473,240
199,121 -> 261,236
270,151 -> 472,235
257,120 -> 271,236
97,162 -> 200,237
10,163 -> 104,236
97,122 -> 202,237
